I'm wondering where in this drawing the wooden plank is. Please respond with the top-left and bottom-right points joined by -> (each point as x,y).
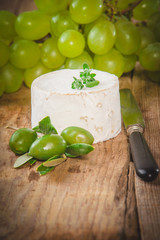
131,67 -> 160,240
2,1 -> 160,240
0,83 -> 138,240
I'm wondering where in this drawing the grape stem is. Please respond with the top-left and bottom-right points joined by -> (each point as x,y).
104,0 -> 143,21
120,0 -> 143,15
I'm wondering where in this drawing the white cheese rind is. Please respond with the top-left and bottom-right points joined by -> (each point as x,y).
31,69 -> 121,143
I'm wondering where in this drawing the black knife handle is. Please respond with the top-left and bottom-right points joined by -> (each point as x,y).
129,131 -> 159,181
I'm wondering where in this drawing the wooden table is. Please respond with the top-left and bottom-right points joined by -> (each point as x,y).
0,1 -> 160,240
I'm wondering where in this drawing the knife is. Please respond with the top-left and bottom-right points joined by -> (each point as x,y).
120,88 -> 159,181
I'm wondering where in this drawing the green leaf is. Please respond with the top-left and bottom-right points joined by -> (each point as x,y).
43,155 -> 67,167
65,143 -> 94,157
14,153 -> 33,168
33,116 -> 58,135
36,163 -> 55,176
86,80 -> 100,88
29,159 -> 37,166
32,125 -> 41,132
90,73 -> 96,78
83,63 -> 89,70
72,77 -> 84,90
65,152 -> 77,158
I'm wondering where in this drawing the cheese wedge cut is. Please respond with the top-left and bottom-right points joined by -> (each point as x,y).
31,69 -> 121,143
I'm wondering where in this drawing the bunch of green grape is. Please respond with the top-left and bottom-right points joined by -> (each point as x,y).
0,0 -> 160,97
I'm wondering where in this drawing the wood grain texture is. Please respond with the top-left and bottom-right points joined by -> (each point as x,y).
132,67 -> 160,240
0,86 -> 135,240
0,1 -> 160,240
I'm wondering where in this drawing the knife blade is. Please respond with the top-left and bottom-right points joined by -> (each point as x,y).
120,88 -> 159,181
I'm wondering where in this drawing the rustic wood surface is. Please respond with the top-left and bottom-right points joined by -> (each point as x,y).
0,1 -> 160,240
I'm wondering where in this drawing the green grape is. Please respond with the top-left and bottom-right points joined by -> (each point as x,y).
137,26 -> 156,54
148,71 -> 160,84
139,42 -> 160,71
51,10 -> 79,37
69,0 -> 103,24
15,10 -> 50,40
0,63 -> 23,93
115,19 -> 140,55
65,50 -> 94,69
34,0 -> 68,14
154,21 -> 160,42
10,39 -> 40,69
0,11 -> 17,41
87,18 -> 116,55
133,0 -> 159,20
147,12 -> 160,29
0,77 -> 5,97
0,41 -> 9,67
84,14 -> 107,37
24,60 -> 51,88
41,37 -> 66,69
123,54 -> 137,73
116,0 -> 136,10
94,48 -> 124,77
147,12 -> 160,41
58,29 -> 85,58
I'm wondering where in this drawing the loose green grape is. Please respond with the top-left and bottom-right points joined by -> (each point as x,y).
115,18 -> 140,55
123,54 -> 137,73
65,51 -> 94,69
0,63 -> 23,93
137,26 -> 156,54
139,42 -> 160,71
15,10 -> 50,40
0,41 -> 9,67
0,10 -> 17,41
41,37 -> 66,69
58,30 -> 85,58
69,0 -> 103,24
34,0 -> 68,14
50,10 -> 79,37
94,48 -> 125,77
87,18 -> 116,55
10,39 -> 40,69
133,0 -> 159,20
0,77 -> 5,97
24,60 -> 51,88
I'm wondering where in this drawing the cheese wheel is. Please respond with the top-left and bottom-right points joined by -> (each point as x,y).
31,69 -> 121,143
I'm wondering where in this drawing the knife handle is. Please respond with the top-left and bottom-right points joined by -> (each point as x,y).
129,131 -> 159,181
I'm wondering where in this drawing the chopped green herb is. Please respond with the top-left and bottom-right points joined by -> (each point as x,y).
71,63 -> 99,90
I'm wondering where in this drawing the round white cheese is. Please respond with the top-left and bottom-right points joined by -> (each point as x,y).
31,69 -> 121,143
